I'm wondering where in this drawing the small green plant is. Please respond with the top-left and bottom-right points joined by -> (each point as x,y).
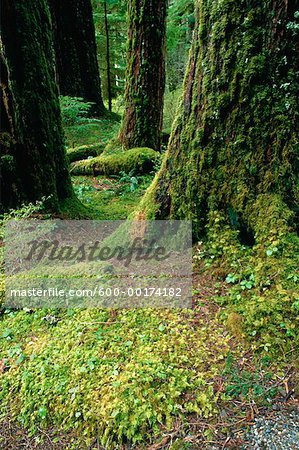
60,96 -> 95,127
73,184 -> 95,203
0,198 -> 48,239
118,171 -> 139,193
224,355 -> 277,400
203,210 -> 299,356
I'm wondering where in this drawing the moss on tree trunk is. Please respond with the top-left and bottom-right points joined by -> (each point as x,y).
0,0 -> 74,211
139,0 -> 299,238
119,0 -> 167,151
50,0 -> 105,116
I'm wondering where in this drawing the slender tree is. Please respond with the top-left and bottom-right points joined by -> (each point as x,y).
49,0 -> 105,116
0,0 -> 73,211
139,0 -> 299,236
104,0 -> 112,112
119,0 -> 167,151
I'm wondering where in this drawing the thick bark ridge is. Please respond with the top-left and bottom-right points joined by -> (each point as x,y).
119,0 -> 167,151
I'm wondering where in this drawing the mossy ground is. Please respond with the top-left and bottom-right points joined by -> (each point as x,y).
72,175 -> 154,220
64,118 -> 120,149
0,191 -> 297,449
0,113 -> 297,449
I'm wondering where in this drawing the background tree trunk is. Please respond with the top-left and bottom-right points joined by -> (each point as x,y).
50,0 -> 105,116
104,0 -> 112,112
0,0 -> 73,211
140,0 -> 299,237
119,0 -> 167,151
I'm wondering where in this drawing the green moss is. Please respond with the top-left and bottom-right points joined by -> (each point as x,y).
133,171 -> 163,220
141,0 -> 298,230
64,118 -> 120,148
70,148 -> 160,176
66,143 -> 105,163
135,1 -> 299,357
203,210 -> 299,356
0,308 -> 238,447
58,195 -> 95,219
102,137 -> 123,155
71,174 -> 155,220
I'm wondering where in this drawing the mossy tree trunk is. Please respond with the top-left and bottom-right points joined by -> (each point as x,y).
49,0 -> 105,116
140,0 -> 299,238
119,0 -> 167,151
0,0 -> 74,211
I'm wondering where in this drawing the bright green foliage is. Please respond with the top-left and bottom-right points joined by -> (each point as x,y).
63,110 -> 120,150
0,201 -> 50,309
197,209 -> 299,356
70,148 -> 160,176
166,0 -> 194,91
60,96 -> 96,127
1,1 -> 298,447
223,353 -> 278,399
118,171 -> 139,193
0,308 -> 237,446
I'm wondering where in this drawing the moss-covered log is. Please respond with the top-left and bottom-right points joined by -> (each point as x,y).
0,0 -> 73,211
49,0 -> 105,116
140,0 -> 299,238
66,143 -> 105,163
70,148 -> 159,176
119,0 -> 167,151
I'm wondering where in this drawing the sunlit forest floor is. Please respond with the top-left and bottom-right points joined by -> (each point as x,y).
0,112 -> 298,449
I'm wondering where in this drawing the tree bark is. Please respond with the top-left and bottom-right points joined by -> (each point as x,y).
49,0 -> 105,116
0,0 -> 73,211
139,0 -> 299,236
119,0 -> 167,151
104,0 -> 112,112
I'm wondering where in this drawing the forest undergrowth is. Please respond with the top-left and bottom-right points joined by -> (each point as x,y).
0,108 -> 298,450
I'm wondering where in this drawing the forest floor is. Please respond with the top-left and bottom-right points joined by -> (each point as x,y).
0,258 -> 298,449
0,116 -> 298,449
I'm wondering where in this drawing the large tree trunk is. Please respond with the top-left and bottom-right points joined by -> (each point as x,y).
50,0 -> 105,116
119,0 -> 167,151
140,0 -> 299,237
0,0 -> 74,212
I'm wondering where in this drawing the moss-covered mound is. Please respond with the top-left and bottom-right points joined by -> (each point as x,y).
70,147 -> 159,176
66,143 -> 105,163
0,308 -> 239,447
